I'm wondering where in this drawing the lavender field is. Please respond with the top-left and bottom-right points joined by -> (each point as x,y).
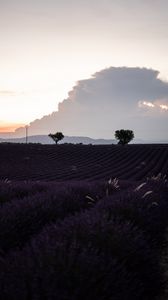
0,143 -> 168,300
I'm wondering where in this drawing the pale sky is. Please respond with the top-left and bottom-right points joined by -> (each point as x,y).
0,0 -> 168,133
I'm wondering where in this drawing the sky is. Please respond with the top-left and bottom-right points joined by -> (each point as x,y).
13,66 -> 168,141
0,0 -> 168,138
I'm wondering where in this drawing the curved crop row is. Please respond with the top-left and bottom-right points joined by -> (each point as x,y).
0,144 -> 167,181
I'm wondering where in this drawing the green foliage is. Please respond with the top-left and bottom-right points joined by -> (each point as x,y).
115,129 -> 134,145
48,132 -> 64,144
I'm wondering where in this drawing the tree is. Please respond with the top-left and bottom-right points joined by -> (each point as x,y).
115,129 -> 134,145
48,132 -> 64,144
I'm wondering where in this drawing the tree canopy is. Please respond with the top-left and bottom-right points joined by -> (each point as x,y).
48,132 -> 64,144
115,129 -> 134,145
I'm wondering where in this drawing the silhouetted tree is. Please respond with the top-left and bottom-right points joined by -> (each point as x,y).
115,129 -> 134,145
48,132 -> 64,144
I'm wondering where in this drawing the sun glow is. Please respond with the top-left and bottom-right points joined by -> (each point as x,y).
0,53 -> 100,128
160,104 -> 168,110
143,101 -> 155,108
138,101 -> 155,108
0,121 -> 25,133
139,100 -> 168,112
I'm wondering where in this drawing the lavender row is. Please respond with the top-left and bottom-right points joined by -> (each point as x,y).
0,144 -> 167,181
0,181 -> 110,252
0,177 -> 167,299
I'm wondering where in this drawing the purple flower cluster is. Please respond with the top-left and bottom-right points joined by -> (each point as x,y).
0,177 -> 167,299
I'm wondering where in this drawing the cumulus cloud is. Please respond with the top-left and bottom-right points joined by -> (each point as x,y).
138,99 -> 168,110
15,67 -> 168,140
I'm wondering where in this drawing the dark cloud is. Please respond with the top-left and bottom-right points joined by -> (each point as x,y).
15,67 -> 168,140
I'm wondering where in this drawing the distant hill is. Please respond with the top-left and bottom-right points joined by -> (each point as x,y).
0,135 -> 167,144
0,135 -> 116,145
